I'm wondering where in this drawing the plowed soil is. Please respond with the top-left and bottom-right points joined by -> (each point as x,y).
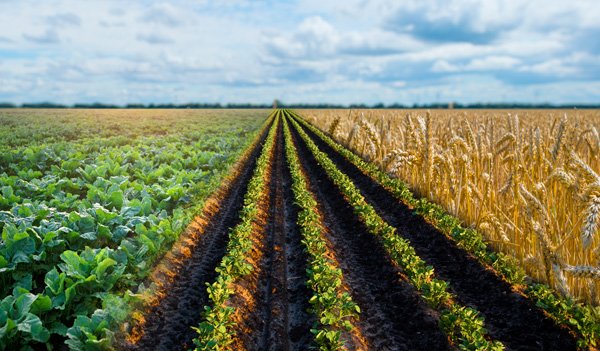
227,121 -> 314,351
257,122 -> 314,350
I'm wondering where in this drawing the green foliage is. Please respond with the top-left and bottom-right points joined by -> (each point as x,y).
193,279 -> 236,350
527,284 -> 600,348
65,310 -> 114,350
0,287 -> 51,349
440,306 -> 504,351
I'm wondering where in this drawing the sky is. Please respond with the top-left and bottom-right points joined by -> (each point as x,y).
0,0 -> 599,105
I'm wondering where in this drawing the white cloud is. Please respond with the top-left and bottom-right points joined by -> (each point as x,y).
264,16 -> 340,59
263,15 -> 421,61
432,60 -> 460,73
521,53 -> 599,77
466,56 -> 520,70
140,3 -> 185,27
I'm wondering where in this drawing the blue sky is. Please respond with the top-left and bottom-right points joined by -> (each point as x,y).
0,0 -> 599,105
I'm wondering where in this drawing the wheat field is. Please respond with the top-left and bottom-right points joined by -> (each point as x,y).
301,109 -> 600,305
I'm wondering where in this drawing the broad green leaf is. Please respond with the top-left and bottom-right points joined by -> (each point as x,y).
48,321 -> 68,336
0,255 -> 8,269
80,231 -> 97,241
12,272 -> 32,291
42,230 -> 59,245
1,186 -> 14,199
112,225 -> 129,241
15,291 -> 36,317
141,196 -> 152,216
109,190 -> 124,209
60,250 -> 89,278
120,206 -> 141,218
96,224 -> 112,241
0,318 -> 16,339
61,159 -> 80,172
30,295 -> 52,314
18,313 -> 50,342
95,258 -> 116,278
45,268 -> 66,295
75,214 -> 95,233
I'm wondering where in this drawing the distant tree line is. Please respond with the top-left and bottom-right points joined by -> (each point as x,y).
0,101 -> 599,109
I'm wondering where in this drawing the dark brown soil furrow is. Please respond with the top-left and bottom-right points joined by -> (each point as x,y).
294,118 -> 578,351
234,121 -> 313,350
126,123 -> 271,351
282,171 -> 316,351
267,121 -> 315,350
259,136 -> 285,349
289,122 -> 452,351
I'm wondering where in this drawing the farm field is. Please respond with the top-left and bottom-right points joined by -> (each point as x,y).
303,109 -> 600,305
1,108 -> 599,350
0,109 -> 266,349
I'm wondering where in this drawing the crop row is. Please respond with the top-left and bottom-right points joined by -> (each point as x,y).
282,117 -> 359,350
286,111 -> 504,350
191,111 -> 279,349
0,112 -> 266,349
290,111 -> 599,348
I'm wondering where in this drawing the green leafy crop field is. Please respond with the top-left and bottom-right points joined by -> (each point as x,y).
0,109 -> 265,349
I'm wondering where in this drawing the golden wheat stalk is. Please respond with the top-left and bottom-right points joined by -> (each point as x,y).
328,116 -> 341,137
563,265 -> 600,279
551,115 -> 567,161
582,193 -> 600,249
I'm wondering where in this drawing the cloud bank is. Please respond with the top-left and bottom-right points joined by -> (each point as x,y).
0,0 -> 598,104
